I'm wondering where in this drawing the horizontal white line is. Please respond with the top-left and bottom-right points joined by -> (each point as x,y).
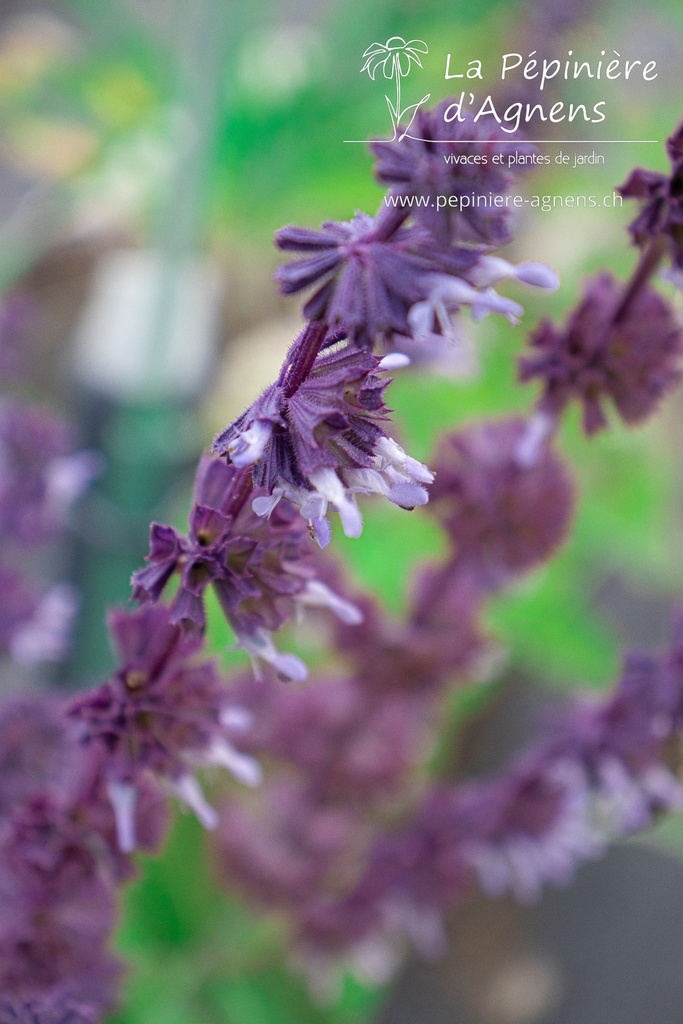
343,139 -> 660,144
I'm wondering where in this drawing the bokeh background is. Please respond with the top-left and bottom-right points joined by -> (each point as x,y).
2,0 -> 683,1020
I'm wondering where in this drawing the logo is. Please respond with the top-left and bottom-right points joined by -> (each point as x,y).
361,37 -> 430,140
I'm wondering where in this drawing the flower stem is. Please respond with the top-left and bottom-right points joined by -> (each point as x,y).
280,320 -> 329,398
613,237 -> 667,325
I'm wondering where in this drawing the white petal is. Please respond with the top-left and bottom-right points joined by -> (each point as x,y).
107,780 -> 138,853
514,261 -> 560,290
387,482 -> 429,507
252,492 -> 282,518
230,420 -> 272,467
470,289 -> 524,323
514,410 -> 555,467
378,352 -> 411,370
311,515 -> 331,548
299,579 -> 363,625
172,774 -> 218,830
206,738 -> 262,787
220,706 -> 254,731
239,627 -> 309,682
466,256 -> 516,287
309,467 -> 363,538
407,300 -> 435,339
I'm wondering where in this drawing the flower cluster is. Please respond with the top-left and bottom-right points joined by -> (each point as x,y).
202,110 -> 559,590
68,605 -> 261,850
6,98 -> 683,1019
0,399 -> 100,667
212,333 -> 434,545
619,120 -> 683,273
428,417 -> 575,584
210,414 -> 581,977
519,273 -> 683,434
275,217 -> 556,353
221,623 -> 683,977
370,104 -> 534,247
0,996 -> 97,1024
0,401 -> 100,547
132,453 -> 361,678
0,697 -> 122,1015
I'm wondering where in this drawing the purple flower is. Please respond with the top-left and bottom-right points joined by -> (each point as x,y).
275,211 -> 478,348
619,121 -> 683,270
215,783 -> 358,907
133,454 -> 361,678
0,690 -> 169,885
0,401 -> 100,547
0,697 -> 72,820
427,417 -> 575,583
519,273 -> 683,434
323,568 -> 485,690
12,585 -> 78,666
68,605 -> 261,850
0,997 -> 97,1024
276,210 -> 558,357
0,568 -> 78,666
0,795 -> 121,1009
213,335 -> 434,543
370,103 -> 534,247
230,674 -> 429,805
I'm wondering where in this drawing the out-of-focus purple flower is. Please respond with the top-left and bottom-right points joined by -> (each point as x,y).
10,584 -> 79,666
213,336 -> 434,544
0,995 -> 98,1024
0,697 -> 70,820
427,418 -> 575,583
370,104 -> 534,247
63,746 -> 170,884
68,605 -> 261,851
519,273 -> 683,434
216,784 -> 359,907
0,568 -> 77,666
231,674 -> 430,806
326,572 -> 485,690
0,402 -> 101,546
0,689 -> 168,888
619,121 -> 683,270
217,621 -> 683,976
0,795 -> 121,1009
392,646 -> 683,910
132,455 -> 361,678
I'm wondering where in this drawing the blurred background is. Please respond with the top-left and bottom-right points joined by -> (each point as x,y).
2,0 -> 683,1020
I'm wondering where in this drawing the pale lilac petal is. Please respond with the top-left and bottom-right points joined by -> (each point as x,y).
107,779 -> 138,853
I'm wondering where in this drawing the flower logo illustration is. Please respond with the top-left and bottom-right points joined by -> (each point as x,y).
361,36 -> 430,140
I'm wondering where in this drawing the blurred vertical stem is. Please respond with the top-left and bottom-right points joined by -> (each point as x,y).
145,0 -> 229,388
